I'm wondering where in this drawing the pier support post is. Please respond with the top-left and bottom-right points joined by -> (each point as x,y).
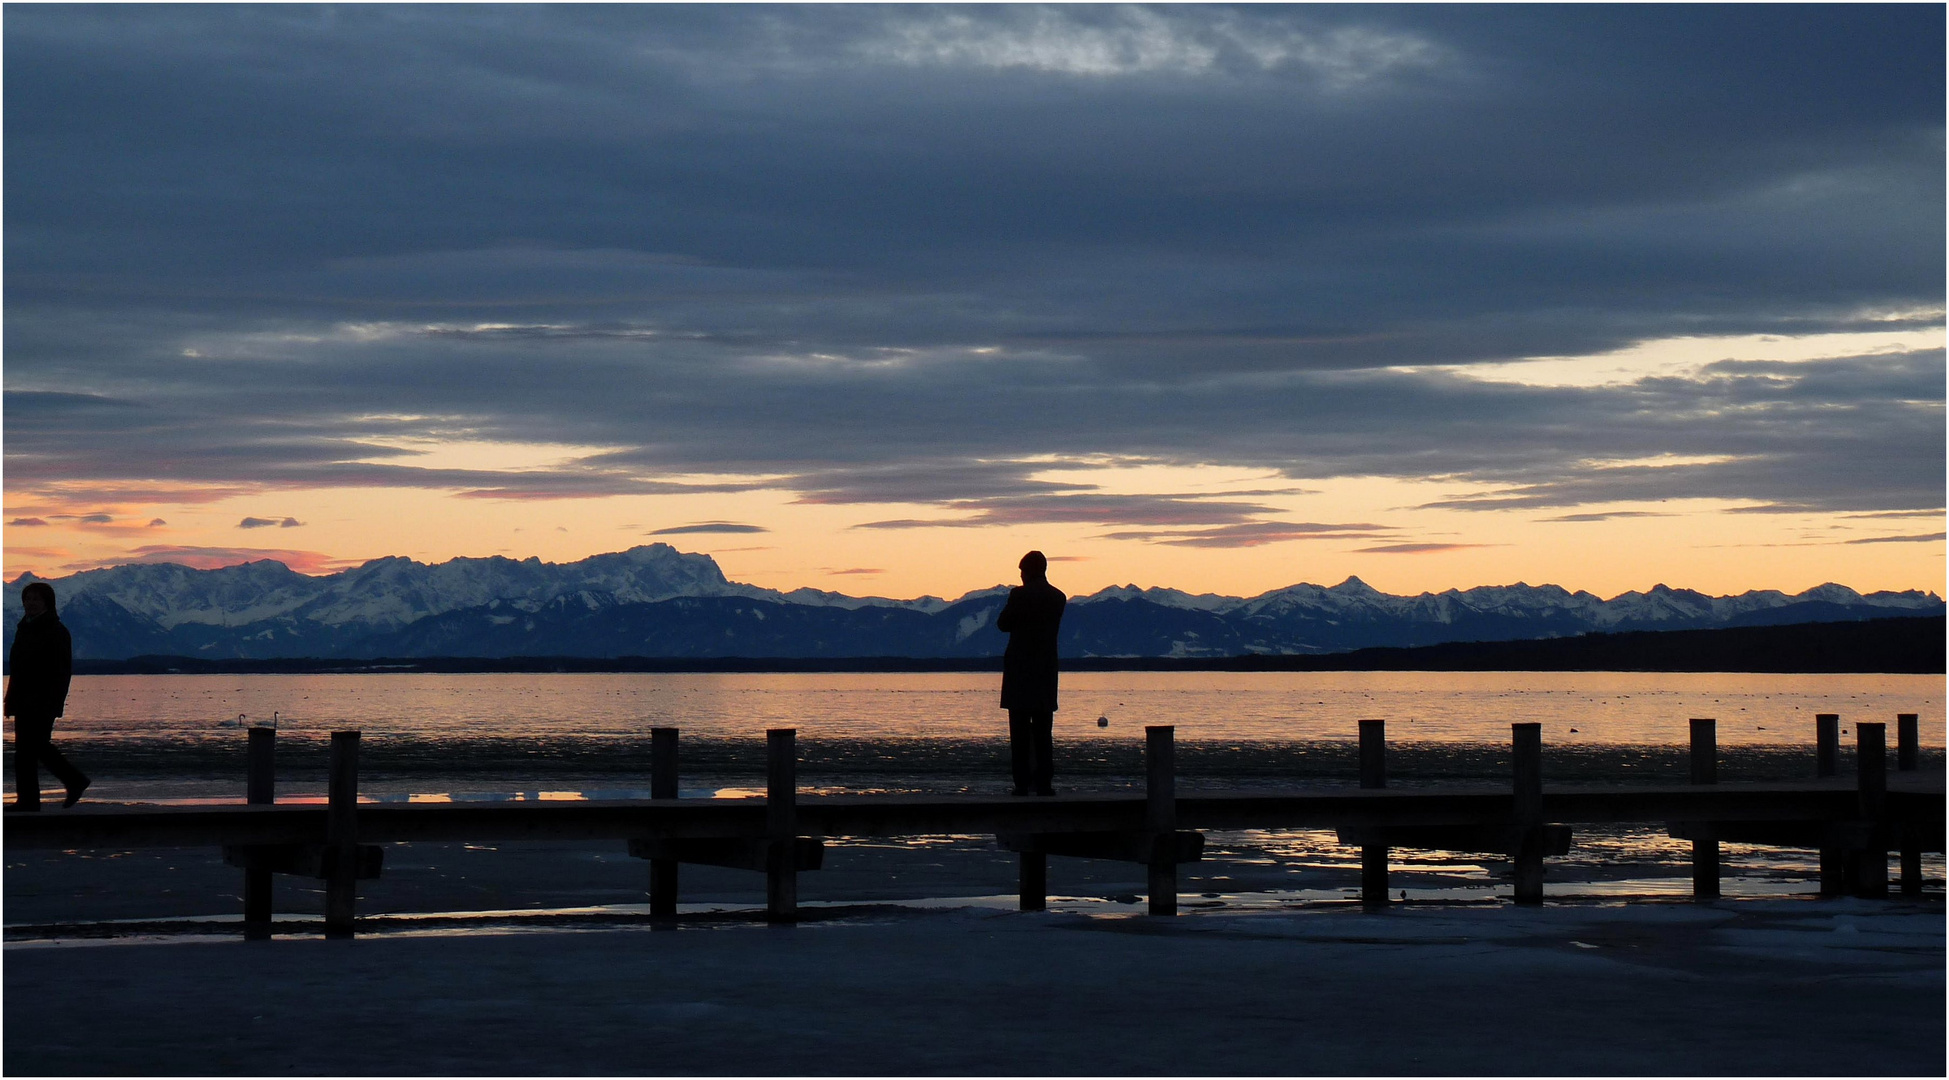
1897,713 -> 1922,894
1018,852 -> 1047,912
766,729 -> 798,923
1896,714 -> 1919,772
1895,713 -> 1922,894
1816,714 -> 1845,895
1815,714 -> 1840,778
1511,723 -> 1544,905
243,726 -> 276,940
324,731 -> 360,939
649,727 -> 680,916
1852,723 -> 1888,898
1358,720 -> 1389,908
1689,719 -> 1720,901
1146,726 -> 1177,916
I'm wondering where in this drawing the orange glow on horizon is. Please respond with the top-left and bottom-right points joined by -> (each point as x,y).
5,465 -> 1941,601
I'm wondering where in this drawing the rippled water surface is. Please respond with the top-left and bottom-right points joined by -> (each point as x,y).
58,670 -> 1948,742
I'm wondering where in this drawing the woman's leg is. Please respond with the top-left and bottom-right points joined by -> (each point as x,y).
37,737 -> 88,804
11,715 -> 51,810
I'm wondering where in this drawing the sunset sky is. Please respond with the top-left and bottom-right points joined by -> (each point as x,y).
4,5 -> 1943,602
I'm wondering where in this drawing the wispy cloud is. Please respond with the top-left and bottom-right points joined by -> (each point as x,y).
649,522 -> 769,535
1354,542 -> 1495,554
1542,511 -> 1673,523
1100,521 -> 1395,549
102,545 -> 354,574
861,8 -> 1452,87
1843,532 -> 1946,545
1845,509 -> 1945,520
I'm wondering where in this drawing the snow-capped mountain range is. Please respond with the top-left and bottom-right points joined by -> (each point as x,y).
3,544 -> 1940,662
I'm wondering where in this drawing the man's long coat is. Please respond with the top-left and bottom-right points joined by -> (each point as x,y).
997,581 -> 1066,713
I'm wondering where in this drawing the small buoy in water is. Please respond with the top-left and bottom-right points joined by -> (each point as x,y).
1097,716 -> 1109,727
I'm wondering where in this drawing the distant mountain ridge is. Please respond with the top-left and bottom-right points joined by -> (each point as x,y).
4,544 -> 1941,663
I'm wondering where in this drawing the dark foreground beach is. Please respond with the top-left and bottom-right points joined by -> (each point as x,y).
6,831 -> 1944,1076
5,898 -> 1943,1076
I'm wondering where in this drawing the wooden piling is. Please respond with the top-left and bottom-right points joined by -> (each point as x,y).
1146,726 -> 1177,916
1901,837 -> 1924,896
1896,714 -> 1922,894
247,726 -> 277,805
649,727 -> 680,916
1815,714 -> 1839,778
766,729 -> 798,923
324,731 -> 360,938
1358,720 -> 1389,908
243,727 -> 276,940
1815,714 -> 1846,893
1689,719 -> 1720,900
1896,714 -> 1919,772
1853,723 -> 1888,898
1894,713 -> 1922,894
1018,852 -> 1048,912
1511,723 -> 1544,905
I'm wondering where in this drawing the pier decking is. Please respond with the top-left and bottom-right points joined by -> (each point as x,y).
5,717 -> 1942,937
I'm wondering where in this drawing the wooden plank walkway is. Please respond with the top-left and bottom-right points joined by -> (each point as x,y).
9,780 -> 1940,849
5,718 -> 1942,937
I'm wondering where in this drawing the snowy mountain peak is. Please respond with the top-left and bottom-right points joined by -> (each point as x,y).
1798,583 -> 1865,605
1079,584 -> 1238,611
3,547 -> 1940,661
1329,575 -> 1383,596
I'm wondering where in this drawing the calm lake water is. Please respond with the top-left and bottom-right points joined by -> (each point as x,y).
17,670 -> 1943,802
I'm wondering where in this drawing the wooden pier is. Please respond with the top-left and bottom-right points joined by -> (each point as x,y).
5,717 -> 1942,937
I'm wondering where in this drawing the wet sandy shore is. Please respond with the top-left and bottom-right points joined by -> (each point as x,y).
6,897 -> 1943,1076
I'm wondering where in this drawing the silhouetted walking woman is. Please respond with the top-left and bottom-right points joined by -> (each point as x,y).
997,550 -> 1066,796
6,582 -> 88,810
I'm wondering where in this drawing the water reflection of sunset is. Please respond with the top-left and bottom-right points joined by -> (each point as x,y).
59,671 -> 1946,748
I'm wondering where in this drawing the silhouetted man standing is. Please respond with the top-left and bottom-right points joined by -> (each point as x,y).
997,550 -> 1066,796
6,582 -> 87,810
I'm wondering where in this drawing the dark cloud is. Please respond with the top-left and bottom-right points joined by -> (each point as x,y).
238,516 -> 302,529
649,522 -> 769,535
9,518 -> 50,527
2,6 -> 1941,523
1355,543 -> 1496,554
